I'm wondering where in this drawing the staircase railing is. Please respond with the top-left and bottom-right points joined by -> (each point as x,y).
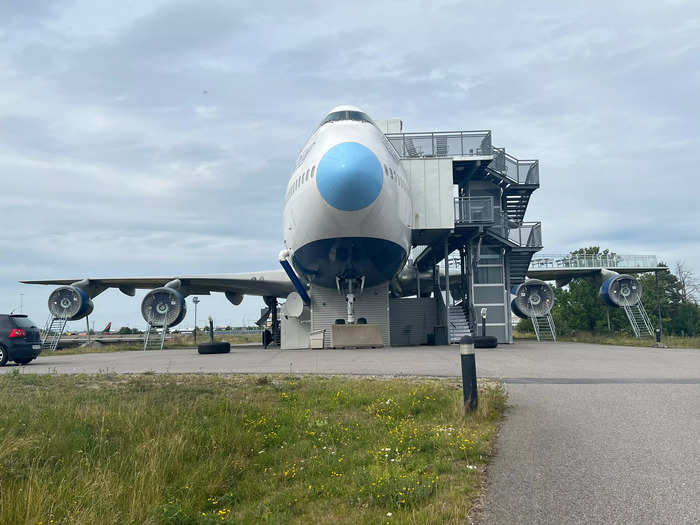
489,148 -> 540,185
532,314 -> 556,342
622,301 -> 654,337
508,222 -> 542,248
454,196 -> 495,224
42,316 -> 69,352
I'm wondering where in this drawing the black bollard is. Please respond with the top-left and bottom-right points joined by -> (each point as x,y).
209,317 -> 214,344
460,335 -> 478,414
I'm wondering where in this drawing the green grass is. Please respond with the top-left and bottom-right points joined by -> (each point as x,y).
514,330 -> 700,349
50,333 -> 262,356
0,374 -> 505,524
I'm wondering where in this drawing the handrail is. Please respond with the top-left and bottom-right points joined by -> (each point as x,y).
385,130 -> 493,158
530,254 -> 658,270
454,196 -> 495,224
489,148 -> 540,185
508,222 -> 542,248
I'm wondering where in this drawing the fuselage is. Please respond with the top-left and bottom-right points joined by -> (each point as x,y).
283,107 -> 412,288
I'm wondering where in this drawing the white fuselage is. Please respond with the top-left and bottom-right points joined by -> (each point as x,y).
282,113 -> 412,288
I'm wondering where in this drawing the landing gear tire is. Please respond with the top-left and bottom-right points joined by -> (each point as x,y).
262,330 -> 273,348
14,358 -> 33,365
473,336 -> 498,349
197,342 -> 231,355
0,346 -> 7,366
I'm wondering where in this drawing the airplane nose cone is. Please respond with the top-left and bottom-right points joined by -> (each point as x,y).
316,142 -> 383,211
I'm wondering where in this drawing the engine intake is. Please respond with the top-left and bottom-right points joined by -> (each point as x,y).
599,273 -> 642,307
48,286 -> 94,320
141,287 -> 187,328
511,279 -> 555,319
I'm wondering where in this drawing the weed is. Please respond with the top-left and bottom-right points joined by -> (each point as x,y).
0,374 -> 505,524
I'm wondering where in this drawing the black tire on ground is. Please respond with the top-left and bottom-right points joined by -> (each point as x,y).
14,358 -> 34,365
0,345 -> 7,366
197,342 -> 231,355
473,336 -> 498,349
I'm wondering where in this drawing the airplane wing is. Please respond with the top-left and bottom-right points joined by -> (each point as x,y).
526,266 -> 662,282
21,269 -> 295,298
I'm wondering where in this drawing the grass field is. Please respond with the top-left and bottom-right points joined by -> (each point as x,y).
0,373 -> 505,524
51,333 -> 262,356
514,330 -> 700,349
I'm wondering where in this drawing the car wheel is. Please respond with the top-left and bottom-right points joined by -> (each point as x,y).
0,346 -> 8,367
15,358 -> 33,365
197,342 -> 231,355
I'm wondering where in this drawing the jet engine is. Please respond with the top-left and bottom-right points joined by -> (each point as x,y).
511,279 -> 555,319
48,286 -> 94,320
225,291 -> 244,306
599,273 -> 641,307
141,287 -> 187,327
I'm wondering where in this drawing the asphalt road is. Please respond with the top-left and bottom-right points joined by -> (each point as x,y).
3,341 -> 698,523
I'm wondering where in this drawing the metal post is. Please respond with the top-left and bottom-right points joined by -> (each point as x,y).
460,335 -> 478,413
86,316 -> 91,345
481,307 -> 487,337
656,271 -> 662,336
459,247 -> 467,303
444,237 -> 451,344
192,296 -> 200,345
433,265 -> 440,321
208,317 -> 214,344
416,263 -> 421,298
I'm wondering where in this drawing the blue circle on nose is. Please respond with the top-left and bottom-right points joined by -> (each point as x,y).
316,142 -> 383,211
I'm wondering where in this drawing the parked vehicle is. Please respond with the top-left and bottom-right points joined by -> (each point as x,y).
0,314 -> 42,366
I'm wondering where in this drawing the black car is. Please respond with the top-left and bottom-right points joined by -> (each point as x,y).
0,314 -> 42,366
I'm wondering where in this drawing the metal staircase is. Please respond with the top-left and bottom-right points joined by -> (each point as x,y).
504,190 -> 533,225
623,302 -> 654,337
143,324 -> 168,350
42,316 -> 69,351
448,302 -> 472,343
509,250 -> 537,288
532,314 -> 556,342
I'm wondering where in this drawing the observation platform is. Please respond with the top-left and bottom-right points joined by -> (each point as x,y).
528,254 -> 662,282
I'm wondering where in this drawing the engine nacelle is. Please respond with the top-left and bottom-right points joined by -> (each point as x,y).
141,287 -> 187,327
225,291 -> 244,306
511,279 -> 555,319
599,273 -> 642,307
48,286 -> 94,320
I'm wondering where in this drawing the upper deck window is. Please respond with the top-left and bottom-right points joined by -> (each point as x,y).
320,110 -> 376,127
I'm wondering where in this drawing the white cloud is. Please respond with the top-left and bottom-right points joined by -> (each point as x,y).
1,0 -> 699,327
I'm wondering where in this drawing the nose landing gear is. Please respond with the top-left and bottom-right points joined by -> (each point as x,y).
336,276 -> 365,324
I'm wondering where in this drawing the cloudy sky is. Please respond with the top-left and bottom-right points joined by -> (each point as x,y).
1,0 -> 698,329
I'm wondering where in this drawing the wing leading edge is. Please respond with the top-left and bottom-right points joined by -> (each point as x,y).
21,270 -> 294,298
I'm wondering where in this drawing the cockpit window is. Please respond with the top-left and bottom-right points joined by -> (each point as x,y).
320,110 -> 376,127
